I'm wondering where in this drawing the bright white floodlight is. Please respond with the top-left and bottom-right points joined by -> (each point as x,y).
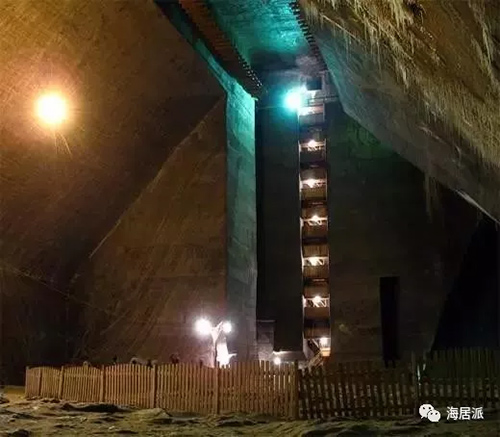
284,88 -> 304,111
36,92 -> 67,126
302,179 -> 317,188
312,295 -> 322,305
273,357 -> 282,366
310,215 -> 321,225
309,257 -> 320,266
222,321 -> 232,334
320,337 -> 329,347
307,139 -> 318,148
195,318 -> 212,336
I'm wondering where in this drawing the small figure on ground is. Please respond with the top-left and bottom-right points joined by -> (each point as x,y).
112,355 -> 118,365
170,353 -> 179,365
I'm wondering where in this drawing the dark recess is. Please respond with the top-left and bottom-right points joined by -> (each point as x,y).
379,276 -> 400,363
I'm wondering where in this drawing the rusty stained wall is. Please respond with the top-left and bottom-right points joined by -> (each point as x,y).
325,103 -> 478,360
0,0 -> 224,380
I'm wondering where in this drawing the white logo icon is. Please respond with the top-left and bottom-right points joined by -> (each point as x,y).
428,409 -> 441,422
419,404 -> 441,422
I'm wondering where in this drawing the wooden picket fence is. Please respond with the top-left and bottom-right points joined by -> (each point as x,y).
418,348 -> 500,410
299,348 -> 500,419
25,348 -> 500,420
299,360 -> 415,419
25,361 -> 298,418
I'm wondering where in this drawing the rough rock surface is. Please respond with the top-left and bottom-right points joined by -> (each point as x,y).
301,0 -> 500,222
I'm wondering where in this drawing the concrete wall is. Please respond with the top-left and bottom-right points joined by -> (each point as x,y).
0,0 -> 224,379
72,100 -> 228,364
257,105 -> 303,352
326,103 -> 445,360
72,89 -> 257,364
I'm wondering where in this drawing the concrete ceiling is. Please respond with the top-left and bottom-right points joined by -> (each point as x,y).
210,0 -> 499,222
208,0 -> 311,73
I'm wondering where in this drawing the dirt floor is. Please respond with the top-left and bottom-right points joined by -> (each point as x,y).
1,387 -> 499,436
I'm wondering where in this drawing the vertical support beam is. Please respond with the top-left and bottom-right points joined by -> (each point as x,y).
258,104 -> 302,351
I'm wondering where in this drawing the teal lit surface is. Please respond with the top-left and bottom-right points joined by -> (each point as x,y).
207,0 -> 309,72
284,88 -> 304,110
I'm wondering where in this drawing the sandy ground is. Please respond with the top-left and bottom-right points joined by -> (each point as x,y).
1,388 -> 499,436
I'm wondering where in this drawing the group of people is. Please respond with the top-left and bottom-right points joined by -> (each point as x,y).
127,354 -> 180,366
82,353 -> 208,368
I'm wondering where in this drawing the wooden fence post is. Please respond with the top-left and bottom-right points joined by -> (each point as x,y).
411,352 -> 419,415
100,366 -> 106,403
37,367 -> 43,397
150,365 -> 158,408
25,367 -> 29,397
58,366 -> 65,399
214,364 -> 220,415
290,361 -> 300,420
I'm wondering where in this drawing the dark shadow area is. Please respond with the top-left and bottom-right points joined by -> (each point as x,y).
380,276 -> 400,363
433,218 -> 499,349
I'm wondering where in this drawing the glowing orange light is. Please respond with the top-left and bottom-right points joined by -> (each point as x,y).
36,92 -> 67,126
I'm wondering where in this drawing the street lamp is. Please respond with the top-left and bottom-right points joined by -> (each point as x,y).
194,318 -> 233,367
35,91 -> 68,127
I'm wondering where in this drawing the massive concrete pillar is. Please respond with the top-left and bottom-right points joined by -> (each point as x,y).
256,92 -> 303,353
71,84 -> 257,364
1,0 -> 256,381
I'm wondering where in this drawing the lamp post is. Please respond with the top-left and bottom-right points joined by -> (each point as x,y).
195,318 -> 232,367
